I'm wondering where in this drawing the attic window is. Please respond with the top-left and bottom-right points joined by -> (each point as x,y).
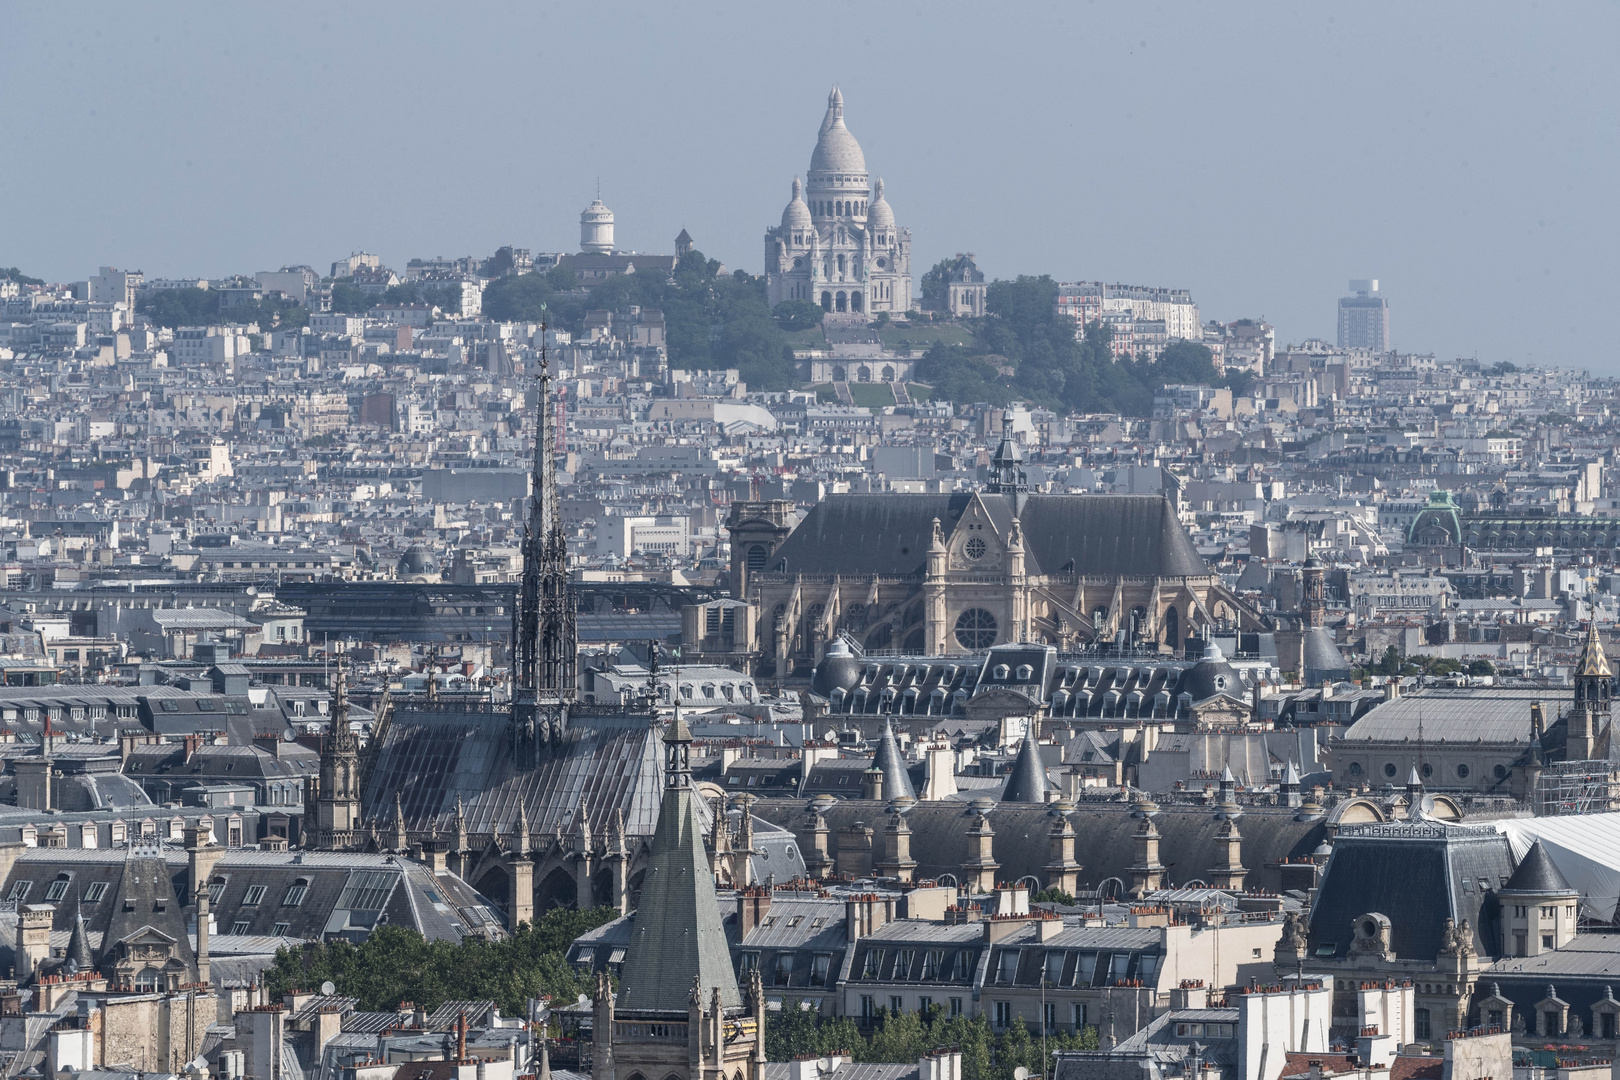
8,881 -> 30,901
761,916 -> 777,928
788,916 -> 803,928
84,882 -> 108,903
283,880 -> 309,906
243,885 -> 267,905
209,877 -> 227,904
273,922 -> 290,936
994,665 -> 1010,680
44,875 -> 70,901
231,921 -> 250,935
1016,665 -> 1033,680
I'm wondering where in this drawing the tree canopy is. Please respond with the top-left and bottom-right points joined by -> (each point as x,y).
0,267 -> 45,286
262,907 -> 618,1016
136,287 -> 309,331
919,258 -> 956,311
483,249 -> 796,389
767,1000 -> 1097,1080
915,274 -> 1232,415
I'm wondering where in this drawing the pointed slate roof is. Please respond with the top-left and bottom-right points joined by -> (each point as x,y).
873,719 -> 916,800
615,719 -> 741,1013
100,843 -> 196,980
1578,622 -> 1612,678
66,899 -> 92,972
1502,840 -> 1575,896
1001,737 -> 1050,804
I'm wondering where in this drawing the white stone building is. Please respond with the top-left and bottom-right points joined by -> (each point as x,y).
765,88 -> 912,315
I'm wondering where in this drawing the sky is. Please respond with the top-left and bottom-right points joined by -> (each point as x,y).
3,1 -> 1616,370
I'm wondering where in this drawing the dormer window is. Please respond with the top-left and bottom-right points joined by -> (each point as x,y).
994,665 -> 1010,680
1016,665 -> 1033,681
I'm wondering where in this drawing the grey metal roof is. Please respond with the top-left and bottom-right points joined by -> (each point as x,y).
364,705 -> 664,838
1339,689 -> 1571,745
766,493 -> 1210,580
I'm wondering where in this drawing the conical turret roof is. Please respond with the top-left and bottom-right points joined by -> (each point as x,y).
1502,839 -> 1576,896
872,718 -> 915,800
1001,736 -> 1050,804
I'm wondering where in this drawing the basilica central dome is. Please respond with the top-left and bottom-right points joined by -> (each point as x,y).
809,87 -> 867,175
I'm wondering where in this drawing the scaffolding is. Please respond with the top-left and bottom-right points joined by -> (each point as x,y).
1535,759 -> 1619,817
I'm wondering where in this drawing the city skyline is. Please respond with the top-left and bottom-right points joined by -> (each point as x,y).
4,2 -> 1616,367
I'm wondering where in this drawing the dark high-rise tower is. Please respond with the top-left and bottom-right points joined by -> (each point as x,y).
511,328 -> 577,765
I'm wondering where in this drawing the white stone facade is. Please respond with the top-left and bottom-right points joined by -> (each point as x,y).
765,88 -> 912,315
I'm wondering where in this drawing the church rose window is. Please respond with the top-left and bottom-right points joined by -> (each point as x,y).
965,538 -> 987,560
955,609 -> 997,650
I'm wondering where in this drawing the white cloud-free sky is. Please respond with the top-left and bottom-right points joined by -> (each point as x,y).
3,1 -> 1615,368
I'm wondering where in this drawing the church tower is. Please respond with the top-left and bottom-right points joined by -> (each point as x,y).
511,328 -> 578,766
595,718 -> 765,1080
1567,620 -> 1611,761
308,660 -> 362,851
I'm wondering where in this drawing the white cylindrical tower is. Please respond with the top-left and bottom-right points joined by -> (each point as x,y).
580,196 -> 615,254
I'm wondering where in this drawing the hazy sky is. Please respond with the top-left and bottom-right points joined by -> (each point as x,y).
4,2 -> 1616,369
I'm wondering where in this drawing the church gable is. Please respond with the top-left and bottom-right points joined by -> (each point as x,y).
947,496 -> 1006,573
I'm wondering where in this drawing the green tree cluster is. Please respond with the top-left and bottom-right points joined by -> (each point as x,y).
261,907 -> 619,1016
917,275 -> 1240,415
766,1002 -> 1098,1080
919,258 -> 956,311
773,299 -> 826,332
483,249 -> 796,389
137,287 -> 308,331
329,280 -> 466,315
0,267 -> 45,286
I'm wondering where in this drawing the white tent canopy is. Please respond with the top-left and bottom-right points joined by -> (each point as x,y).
1494,813 -> 1620,922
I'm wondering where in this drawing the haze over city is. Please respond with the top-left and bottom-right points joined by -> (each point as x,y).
5,0 -> 1617,366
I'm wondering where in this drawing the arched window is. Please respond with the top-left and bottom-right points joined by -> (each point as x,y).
746,544 -> 769,572
836,292 -> 848,312
954,609 -> 998,650
821,291 -> 833,312
134,967 -> 162,992
851,292 -> 863,312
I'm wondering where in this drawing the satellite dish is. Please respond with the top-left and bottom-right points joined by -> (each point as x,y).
577,994 -> 589,1006
1015,1070 -> 1030,1080
320,980 -> 336,996
283,728 -> 297,742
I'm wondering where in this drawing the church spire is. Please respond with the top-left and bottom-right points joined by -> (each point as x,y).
512,315 -> 578,766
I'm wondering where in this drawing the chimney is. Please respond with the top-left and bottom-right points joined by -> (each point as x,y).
16,906 -> 52,981
316,1006 -> 343,1052
863,765 -> 884,802
738,886 -> 773,936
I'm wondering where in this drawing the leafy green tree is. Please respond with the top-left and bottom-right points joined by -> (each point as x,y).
1031,886 -> 1075,905
329,282 -> 377,314
546,264 -> 580,291
1467,659 -> 1496,676
0,267 -> 45,286
920,258 -> 955,311
137,287 -> 220,328
262,907 -> 618,1016
774,299 -> 825,332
